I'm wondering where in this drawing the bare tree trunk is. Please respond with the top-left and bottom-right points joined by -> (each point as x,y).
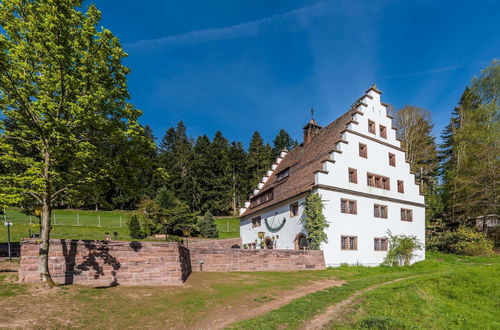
232,170 -> 237,215
39,150 -> 55,287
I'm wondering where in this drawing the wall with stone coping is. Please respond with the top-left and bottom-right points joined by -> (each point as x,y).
19,238 -> 326,286
187,238 -> 242,250
190,248 -> 325,272
18,239 -> 191,286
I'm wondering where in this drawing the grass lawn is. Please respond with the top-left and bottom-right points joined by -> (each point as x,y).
229,252 -> 500,329
0,252 -> 498,329
1,207 -> 240,242
333,266 -> 499,329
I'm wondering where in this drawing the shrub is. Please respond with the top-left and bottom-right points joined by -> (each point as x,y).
437,227 -> 494,256
198,211 -> 219,238
383,231 -> 422,266
302,193 -> 329,250
487,226 -> 500,248
128,215 -> 144,239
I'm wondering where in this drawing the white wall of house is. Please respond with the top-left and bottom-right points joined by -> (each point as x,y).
240,87 -> 426,266
240,195 -> 307,249
318,188 -> 425,266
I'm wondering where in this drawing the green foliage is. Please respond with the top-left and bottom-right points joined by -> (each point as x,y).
128,215 -> 143,239
272,129 -> 295,158
135,188 -> 199,237
246,131 -> 274,194
0,0 -> 147,206
427,227 -> 493,256
159,122 -> 196,209
198,211 -> 219,238
394,106 -> 439,196
231,253 -> 500,330
302,193 -> 329,250
440,61 -> 500,224
228,141 -> 248,214
383,231 -> 422,266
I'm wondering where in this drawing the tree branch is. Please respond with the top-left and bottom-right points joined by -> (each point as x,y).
51,187 -> 68,199
27,191 -> 42,204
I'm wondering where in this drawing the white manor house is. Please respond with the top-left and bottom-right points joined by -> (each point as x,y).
239,85 -> 426,266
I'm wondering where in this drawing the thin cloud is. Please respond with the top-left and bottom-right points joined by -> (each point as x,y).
125,1 -> 330,53
380,65 -> 462,79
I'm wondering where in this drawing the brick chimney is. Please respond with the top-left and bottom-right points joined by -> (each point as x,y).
303,118 -> 322,145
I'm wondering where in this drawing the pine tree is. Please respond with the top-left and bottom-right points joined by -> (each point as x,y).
246,132 -> 273,195
229,141 -> 248,214
440,88 -> 479,223
192,135 -> 212,213
198,211 -> 219,238
440,60 -> 500,224
207,132 -> 232,215
272,129 -> 295,158
128,215 -> 143,239
158,122 -> 195,208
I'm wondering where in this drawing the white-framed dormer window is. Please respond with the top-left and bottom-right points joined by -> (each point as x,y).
277,168 -> 290,181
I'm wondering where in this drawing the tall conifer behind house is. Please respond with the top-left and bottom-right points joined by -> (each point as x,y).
246,132 -> 274,196
159,121 -> 196,208
272,129 -> 295,158
440,60 -> 499,224
208,132 -> 232,215
229,141 -> 248,214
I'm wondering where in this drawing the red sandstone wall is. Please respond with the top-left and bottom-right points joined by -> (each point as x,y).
187,238 -> 242,250
190,248 -> 325,272
19,239 -> 191,286
19,238 -> 326,286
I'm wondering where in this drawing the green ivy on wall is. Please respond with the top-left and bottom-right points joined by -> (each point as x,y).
302,193 -> 329,250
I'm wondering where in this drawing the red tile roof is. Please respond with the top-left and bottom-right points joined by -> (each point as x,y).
241,100 -> 362,218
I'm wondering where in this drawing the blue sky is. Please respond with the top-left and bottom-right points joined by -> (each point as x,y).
93,0 -> 499,145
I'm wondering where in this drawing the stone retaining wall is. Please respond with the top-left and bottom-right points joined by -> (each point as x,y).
190,248 -> 325,272
18,239 -> 191,286
19,238 -> 326,286
187,238 -> 242,250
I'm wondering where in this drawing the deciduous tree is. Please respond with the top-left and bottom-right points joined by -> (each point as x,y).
394,106 -> 439,193
0,0 -> 142,284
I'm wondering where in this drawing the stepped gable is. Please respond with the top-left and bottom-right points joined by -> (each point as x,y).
241,101 -> 361,217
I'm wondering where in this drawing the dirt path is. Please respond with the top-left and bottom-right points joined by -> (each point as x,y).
191,278 -> 345,330
303,276 -> 420,330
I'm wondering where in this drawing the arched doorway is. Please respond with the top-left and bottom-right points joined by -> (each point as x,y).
294,233 -> 308,250
264,237 -> 274,249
